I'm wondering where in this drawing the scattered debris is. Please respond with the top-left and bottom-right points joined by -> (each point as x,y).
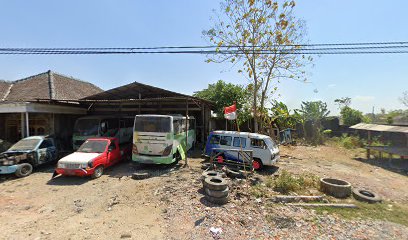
209,227 -> 222,239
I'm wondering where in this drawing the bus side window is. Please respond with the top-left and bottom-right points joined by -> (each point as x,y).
209,135 -> 221,144
220,136 -> 232,146
173,120 -> 180,134
188,119 -> 195,130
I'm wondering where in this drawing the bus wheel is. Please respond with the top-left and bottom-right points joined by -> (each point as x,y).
252,158 -> 263,170
174,151 -> 182,163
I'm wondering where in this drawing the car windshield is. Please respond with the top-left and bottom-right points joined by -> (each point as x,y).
9,139 -> 41,151
264,137 -> 277,149
74,119 -> 100,136
77,140 -> 108,153
134,116 -> 171,133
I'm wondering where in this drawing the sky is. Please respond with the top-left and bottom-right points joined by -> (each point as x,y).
0,0 -> 407,115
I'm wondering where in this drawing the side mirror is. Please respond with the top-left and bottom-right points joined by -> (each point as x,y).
108,146 -> 114,152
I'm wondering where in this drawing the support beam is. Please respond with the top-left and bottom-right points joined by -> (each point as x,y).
20,113 -> 24,138
25,112 -> 29,137
185,98 -> 189,166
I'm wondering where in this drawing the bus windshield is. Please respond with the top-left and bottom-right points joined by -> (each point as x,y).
74,119 -> 100,136
134,116 -> 171,133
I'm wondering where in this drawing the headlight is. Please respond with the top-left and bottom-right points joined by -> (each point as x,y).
162,144 -> 173,156
87,160 -> 94,168
57,162 -> 65,168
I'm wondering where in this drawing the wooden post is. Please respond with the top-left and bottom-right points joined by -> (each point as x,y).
367,131 -> 371,159
185,98 -> 189,166
201,103 -> 205,144
20,112 -> 25,138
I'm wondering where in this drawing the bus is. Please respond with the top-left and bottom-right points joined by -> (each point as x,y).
72,116 -> 134,150
132,114 -> 195,164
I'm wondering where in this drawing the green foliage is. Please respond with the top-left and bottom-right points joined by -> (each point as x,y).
193,80 -> 251,124
270,100 -> 303,129
298,101 -> 330,121
334,97 -> 351,109
204,0 -> 311,132
331,134 -> 385,149
266,170 -> 319,194
340,106 -> 365,126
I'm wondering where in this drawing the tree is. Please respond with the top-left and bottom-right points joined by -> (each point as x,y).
340,106 -> 365,126
203,0 -> 311,132
334,97 -> 351,110
400,91 -> 408,108
298,101 -> 330,121
270,100 -> 302,129
193,80 -> 251,124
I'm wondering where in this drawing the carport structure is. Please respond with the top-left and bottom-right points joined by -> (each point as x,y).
350,123 -> 408,160
37,81 -> 214,144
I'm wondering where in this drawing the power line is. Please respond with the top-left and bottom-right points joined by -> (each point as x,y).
1,41 -> 408,55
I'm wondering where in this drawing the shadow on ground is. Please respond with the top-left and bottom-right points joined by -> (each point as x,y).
354,157 -> 408,176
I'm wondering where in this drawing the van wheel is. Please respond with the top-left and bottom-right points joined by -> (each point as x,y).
15,163 -> 33,178
91,166 -> 104,179
252,158 -> 263,170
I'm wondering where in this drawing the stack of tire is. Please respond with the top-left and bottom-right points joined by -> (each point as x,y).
201,171 -> 229,205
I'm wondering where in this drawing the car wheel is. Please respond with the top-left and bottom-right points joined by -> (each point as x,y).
91,166 -> 104,179
252,158 -> 263,170
15,163 -> 33,178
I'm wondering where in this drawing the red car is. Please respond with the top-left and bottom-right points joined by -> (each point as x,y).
54,138 -> 130,178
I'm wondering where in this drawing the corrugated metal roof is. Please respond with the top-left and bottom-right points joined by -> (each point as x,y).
350,123 -> 408,133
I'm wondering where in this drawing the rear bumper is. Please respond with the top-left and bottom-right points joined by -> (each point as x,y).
0,165 -> 18,174
55,168 -> 94,177
132,154 -> 174,164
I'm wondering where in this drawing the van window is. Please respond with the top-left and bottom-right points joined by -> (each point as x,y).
220,136 -> 232,146
250,138 -> 266,149
233,137 -> 246,148
209,135 -> 221,144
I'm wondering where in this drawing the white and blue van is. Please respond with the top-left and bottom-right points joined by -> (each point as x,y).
204,131 -> 280,170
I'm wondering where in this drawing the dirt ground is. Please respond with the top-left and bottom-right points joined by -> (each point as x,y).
0,144 -> 407,239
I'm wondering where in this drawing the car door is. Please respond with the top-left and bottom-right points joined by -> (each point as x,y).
107,141 -> 120,166
37,139 -> 56,164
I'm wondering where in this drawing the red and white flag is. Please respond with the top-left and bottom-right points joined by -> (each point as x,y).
224,102 -> 237,120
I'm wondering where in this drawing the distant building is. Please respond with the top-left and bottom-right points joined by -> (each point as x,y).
0,70 -> 102,148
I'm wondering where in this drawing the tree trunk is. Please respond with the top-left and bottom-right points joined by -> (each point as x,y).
253,82 -> 258,133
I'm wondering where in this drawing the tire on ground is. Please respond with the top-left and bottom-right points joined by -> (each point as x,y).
226,168 -> 241,179
352,188 -> 382,203
203,176 -> 228,191
205,187 -> 229,198
320,178 -> 352,198
201,163 -> 212,170
132,171 -> 150,180
15,163 -> 33,178
201,170 -> 222,181
205,194 -> 229,205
